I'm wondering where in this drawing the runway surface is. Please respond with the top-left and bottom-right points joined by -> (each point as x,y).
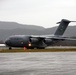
0,44 -> 76,49
0,52 -> 76,75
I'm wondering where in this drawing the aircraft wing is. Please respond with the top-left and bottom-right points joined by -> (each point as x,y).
44,37 -> 76,41
30,35 -> 76,41
30,35 -> 46,39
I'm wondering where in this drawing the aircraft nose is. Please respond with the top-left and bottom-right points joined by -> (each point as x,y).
5,40 -> 10,45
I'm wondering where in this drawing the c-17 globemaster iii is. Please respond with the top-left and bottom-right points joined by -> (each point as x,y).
5,19 -> 76,49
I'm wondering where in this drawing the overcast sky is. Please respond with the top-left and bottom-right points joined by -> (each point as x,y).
0,0 -> 76,28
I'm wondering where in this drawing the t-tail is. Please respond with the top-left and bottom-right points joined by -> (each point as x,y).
54,19 -> 76,36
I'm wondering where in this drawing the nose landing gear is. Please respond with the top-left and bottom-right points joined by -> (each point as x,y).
9,47 -> 12,50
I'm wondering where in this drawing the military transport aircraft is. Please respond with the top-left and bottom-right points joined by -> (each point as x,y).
5,19 -> 76,49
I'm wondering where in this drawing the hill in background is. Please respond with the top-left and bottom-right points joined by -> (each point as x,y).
0,21 -> 76,42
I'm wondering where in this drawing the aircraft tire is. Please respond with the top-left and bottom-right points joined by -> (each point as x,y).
37,47 -> 45,49
9,47 -> 12,50
27,47 -> 34,49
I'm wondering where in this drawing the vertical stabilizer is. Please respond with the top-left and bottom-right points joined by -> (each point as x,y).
54,19 -> 70,36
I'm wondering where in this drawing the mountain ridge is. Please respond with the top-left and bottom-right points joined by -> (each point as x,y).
0,21 -> 76,41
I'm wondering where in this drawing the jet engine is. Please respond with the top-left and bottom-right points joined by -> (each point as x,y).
44,38 -> 52,44
30,38 -> 39,43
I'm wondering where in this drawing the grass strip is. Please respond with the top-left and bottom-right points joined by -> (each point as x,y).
0,48 -> 76,53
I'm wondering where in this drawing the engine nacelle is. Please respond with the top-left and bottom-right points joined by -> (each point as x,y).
44,38 -> 52,44
30,38 -> 39,43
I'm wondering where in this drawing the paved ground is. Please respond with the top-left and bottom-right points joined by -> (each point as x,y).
0,52 -> 76,75
1,45 -> 76,50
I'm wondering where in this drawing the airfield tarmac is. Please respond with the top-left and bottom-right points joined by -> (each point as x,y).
0,52 -> 76,75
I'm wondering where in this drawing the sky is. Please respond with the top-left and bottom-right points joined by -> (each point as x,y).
0,0 -> 76,28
